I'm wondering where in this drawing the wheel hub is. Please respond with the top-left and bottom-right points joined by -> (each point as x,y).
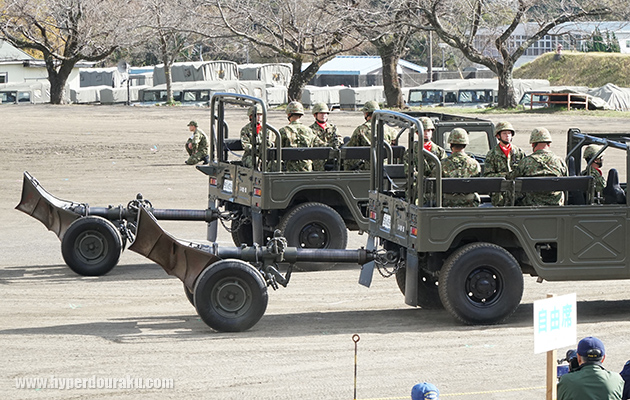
214,279 -> 250,315
298,223 -> 328,248
467,268 -> 498,302
77,232 -> 106,262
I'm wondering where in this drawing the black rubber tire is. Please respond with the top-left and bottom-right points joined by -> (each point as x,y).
395,267 -> 443,309
230,219 -> 272,246
184,283 -> 195,307
438,242 -> 523,325
61,216 -> 123,276
279,202 -> 348,249
193,259 -> 268,332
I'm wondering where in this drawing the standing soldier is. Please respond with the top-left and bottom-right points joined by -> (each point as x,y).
483,121 -> 526,206
240,104 -> 275,169
582,144 -> 606,196
437,128 -> 481,207
509,127 -> 568,206
344,100 -> 395,171
310,102 -> 342,171
278,101 -> 324,172
185,120 -> 209,165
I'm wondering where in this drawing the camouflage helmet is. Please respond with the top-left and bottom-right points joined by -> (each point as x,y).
494,121 -> 515,135
312,102 -> 330,114
583,144 -> 604,160
361,100 -> 380,113
286,101 -> 304,116
419,116 -> 435,131
448,128 -> 469,145
187,120 -> 198,127
248,103 -> 263,118
529,127 -> 552,144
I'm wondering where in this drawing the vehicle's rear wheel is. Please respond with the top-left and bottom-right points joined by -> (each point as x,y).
279,202 -> 347,249
61,216 -> 123,276
438,242 -> 523,325
395,267 -> 443,309
194,259 -> 268,332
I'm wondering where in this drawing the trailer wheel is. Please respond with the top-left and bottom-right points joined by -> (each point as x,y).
279,202 -> 347,249
438,243 -> 523,325
395,268 -> 443,309
184,283 -> 195,307
194,259 -> 268,332
61,216 -> 123,276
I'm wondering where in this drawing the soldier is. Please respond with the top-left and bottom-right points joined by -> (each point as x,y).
344,100 -> 395,171
309,102 -> 342,171
185,120 -> 209,165
278,101 -> 324,172
404,116 -> 446,177
437,128 -> 481,207
582,144 -> 606,196
240,104 -> 275,169
509,127 -> 568,206
483,121 -> 526,206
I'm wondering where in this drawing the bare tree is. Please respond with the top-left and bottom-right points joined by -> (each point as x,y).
331,0 -> 419,108
212,0 -> 363,101
139,0 -> 205,104
0,0 -> 137,104
412,0 -> 618,108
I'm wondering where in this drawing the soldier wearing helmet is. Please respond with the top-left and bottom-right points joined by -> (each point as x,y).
344,101 -> 396,171
240,103 -> 275,169
404,116 -> 446,178
435,128 -> 481,207
509,127 -> 568,206
483,121 -> 526,206
581,144 -> 606,195
184,120 -> 209,165
278,101 -> 324,172
309,102 -> 342,171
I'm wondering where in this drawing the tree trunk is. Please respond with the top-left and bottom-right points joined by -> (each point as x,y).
44,54 -> 72,104
287,58 -> 331,103
377,37 -> 405,108
496,63 -> 517,109
160,37 -> 174,104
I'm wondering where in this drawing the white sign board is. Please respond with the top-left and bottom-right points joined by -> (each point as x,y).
533,293 -> 577,354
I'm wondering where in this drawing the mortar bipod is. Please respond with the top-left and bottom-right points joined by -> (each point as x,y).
128,207 -> 378,332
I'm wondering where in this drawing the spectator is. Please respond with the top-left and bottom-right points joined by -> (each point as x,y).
411,382 -> 439,400
557,336 -> 624,400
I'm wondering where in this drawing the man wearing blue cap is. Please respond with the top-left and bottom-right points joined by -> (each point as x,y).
557,336 -> 624,400
411,382 -> 439,400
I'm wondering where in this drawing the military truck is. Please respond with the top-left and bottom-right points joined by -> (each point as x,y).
201,93 -> 496,252
362,111 -> 629,325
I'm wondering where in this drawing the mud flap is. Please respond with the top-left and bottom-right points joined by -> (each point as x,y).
207,199 -> 218,242
15,171 -> 81,239
404,249 -> 419,306
358,235 -> 375,287
129,207 -> 218,290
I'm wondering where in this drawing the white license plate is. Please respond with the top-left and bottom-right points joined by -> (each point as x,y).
222,179 -> 233,193
382,213 -> 391,231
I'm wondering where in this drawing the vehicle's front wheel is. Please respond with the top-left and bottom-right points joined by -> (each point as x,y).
438,242 -> 523,325
61,216 -> 123,276
279,202 -> 347,249
194,259 -> 268,332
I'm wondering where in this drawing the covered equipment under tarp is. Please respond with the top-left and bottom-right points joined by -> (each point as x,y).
339,86 -> 386,110
0,81 -> 50,104
587,83 -> 630,111
301,85 -> 345,108
239,63 -> 292,87
153,61 -> 239,85
80,67 -> 126,88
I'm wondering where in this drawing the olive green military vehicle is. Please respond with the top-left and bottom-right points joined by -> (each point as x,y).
362,111 -> 629,325
201,93 -> 496,252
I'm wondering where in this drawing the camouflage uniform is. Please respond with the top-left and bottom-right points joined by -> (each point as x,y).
279,101 -> 324,172
581,144 -> 606,195
310,102 -> 342,171
484,122 -> 526,206
436,128 -> 481,207
344,101 -> 395,171
240,123 -> 275,169
509,128 -> 568,206
404,140 -> 446,177
185,121 -> 209,165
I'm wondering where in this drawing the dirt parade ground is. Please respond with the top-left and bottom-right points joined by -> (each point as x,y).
2,103 -> 630,399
